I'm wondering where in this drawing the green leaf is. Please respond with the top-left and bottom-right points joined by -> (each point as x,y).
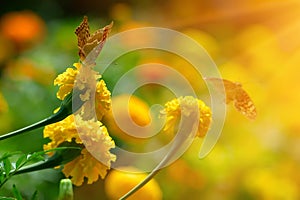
0,152 -> 23,162
3,158 -> 11,178
27,153 -> 45,163
0,153 -> 9,161
15,155 -> 27,169
12,184 -> 23,200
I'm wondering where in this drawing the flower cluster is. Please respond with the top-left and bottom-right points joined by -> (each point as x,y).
54,62 -> 111,120
43,17 -> 115,186
44,115 -> 116,186
161,96 -> 212,137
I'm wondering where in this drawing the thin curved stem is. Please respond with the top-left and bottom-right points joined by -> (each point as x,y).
120,114 -> 198,200
119,143 -> 177,200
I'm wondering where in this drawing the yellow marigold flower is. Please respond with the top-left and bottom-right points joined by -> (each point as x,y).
43,114 -> 116,186
63,148 -> 115,186
104,167 -> 162,200
161,96 -> 211,137
55,62 -> 101,101
54,62 -> 111,119
43,115 -> 81,150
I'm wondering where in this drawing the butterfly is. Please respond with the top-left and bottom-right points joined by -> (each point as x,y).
205,77 -> 257,120
75,16 -> 113,65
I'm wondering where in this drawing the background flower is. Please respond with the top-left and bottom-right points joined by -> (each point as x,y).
0,11 -> 45,51
104,167 -> 162,200
103,94 -> 151,144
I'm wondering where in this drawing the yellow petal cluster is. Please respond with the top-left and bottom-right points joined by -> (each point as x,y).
161,96 -> 211,137
54,62 -> 111,118
43,115 -> 81,150
44,114 -> 116,186
54,63 -> 80,100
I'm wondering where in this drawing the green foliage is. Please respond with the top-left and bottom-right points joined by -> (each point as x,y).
12,185 -> 22,200
0,151 -> 45,188
0,146 -> 81,198
0,184 -> 38,200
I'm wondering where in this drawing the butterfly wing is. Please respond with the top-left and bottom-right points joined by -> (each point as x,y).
75,17 -> 113,64
83,22 -> 113,66
205,77 -> 256,120
234,87 -> 257,120
75,16 -> 90,60
205,77 -> 239,104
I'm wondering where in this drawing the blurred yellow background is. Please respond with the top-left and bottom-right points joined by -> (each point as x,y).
1,0 -> 300,199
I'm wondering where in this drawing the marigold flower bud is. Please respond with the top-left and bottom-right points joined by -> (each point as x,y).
58,179 -> 73,200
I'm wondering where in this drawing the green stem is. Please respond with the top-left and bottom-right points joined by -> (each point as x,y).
0,108 -> 68,141
119,114 -> 198,200
0,90 -> 81,141
119,144 -> 175,200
